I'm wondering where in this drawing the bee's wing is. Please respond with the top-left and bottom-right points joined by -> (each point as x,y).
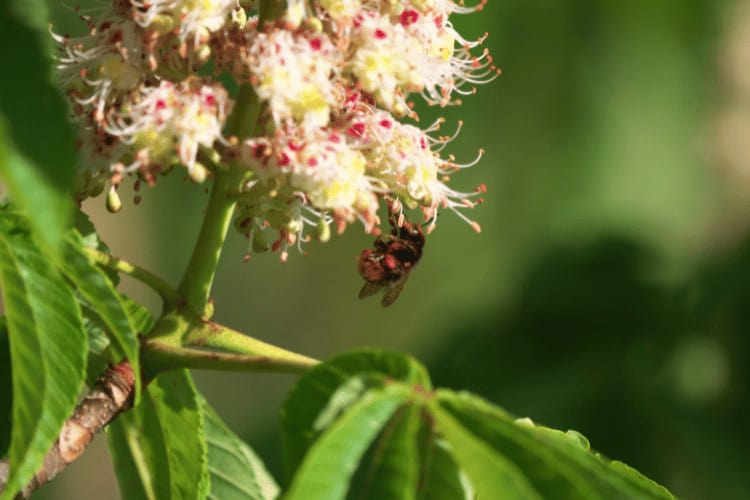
380,278 -> 407,307
359,281 -> 383,299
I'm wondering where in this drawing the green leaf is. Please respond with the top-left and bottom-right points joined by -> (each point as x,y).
416,436 -> 472,500
73,210 -> 118,284
281,350 -> 674,500
435,391 -> 674,500
4,1 -> 51,40
81,297 -> 152,386
73,212 -> 146,384
0,4 -> 76,254
146,370 -> 209,500
202,398 -> 279,500
347,403 -> 422,500
285,385 -> 411,500
122,297 -> 156,333
0,319 -> 11,458
431,400 -> 542,500
108,370 -> 208,500
108,394 -> 170,500
57,230 -> 142,399
281,349 -> 430,478
0,212 -> 86,500
72,210 -> 108,252
237,444 -> 279,500
81,307 -> 112,387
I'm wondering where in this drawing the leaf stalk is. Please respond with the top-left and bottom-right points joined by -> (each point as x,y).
84,248 -> 180,307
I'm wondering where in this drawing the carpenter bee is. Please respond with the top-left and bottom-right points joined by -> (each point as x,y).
357,207 -> 425,306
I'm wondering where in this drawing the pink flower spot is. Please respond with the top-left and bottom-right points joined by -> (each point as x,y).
347,123 -> 366,137
309,38 -> 322,51
400,10 -> 419,26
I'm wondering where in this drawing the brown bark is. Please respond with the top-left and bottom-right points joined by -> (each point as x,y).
0,361 -> 135,499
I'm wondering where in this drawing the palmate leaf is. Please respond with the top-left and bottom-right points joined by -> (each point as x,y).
281,349 -> 430,479
202,398 -> 279,500
108,370 -> 208,500
430,401 -> 541,500
109,374 -> 278,500
108,390 -> 171,500
347,403 -> 422,500
57,230 -> 143,399
80,307 -> 114,387
81,280 -> 152,388
0,319 -> 11,458
94,300 -> 158,498
69,209 -> 127,384
284,385 -> 412,500
0,212 -> 86,500
434,391 -> 674,500
73,209 -> 119,284
145,370 -> 209,499
0,2 -> 76,255
280,349 -> 675,500
416,435 -> 471,500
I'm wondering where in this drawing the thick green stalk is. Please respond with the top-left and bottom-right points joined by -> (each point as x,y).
177,170 -> 241,314
184,321 -> 318,365
142,341 -> 316,375
259,0 -> 287,26
143,315 -> 318,377
225,83 -> 261,140
177,84 -> 260,314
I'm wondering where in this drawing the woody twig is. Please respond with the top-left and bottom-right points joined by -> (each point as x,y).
0,361 -> 134,499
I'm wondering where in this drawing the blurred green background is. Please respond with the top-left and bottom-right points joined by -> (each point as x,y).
36,0 -> 750,498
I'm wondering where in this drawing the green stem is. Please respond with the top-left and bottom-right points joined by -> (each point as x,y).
177,84 -> 261,315
142,341 -> 316,375
176,171 -> 241,314
85,248 -> 180,306
224,84 -> 261,140
259,0 -> 287,26
143,314 -> 318,377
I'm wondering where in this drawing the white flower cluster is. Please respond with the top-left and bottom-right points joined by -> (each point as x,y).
54,0 -> 237,202
54,0 -> 496,255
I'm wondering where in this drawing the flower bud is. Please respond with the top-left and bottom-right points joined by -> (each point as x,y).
305,17 -> 323,33
231,6 -> 247,28
252,230 -> 272,253
266,210 -> 292,230
286,218 -> 302,235
189,163 -> 208,184
150,15 -> 176,35
106,187 -> 122,213
284,1 -> 305,28
316,219 -> 331,243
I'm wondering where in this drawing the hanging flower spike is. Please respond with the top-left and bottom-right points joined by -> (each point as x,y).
54,0 -> 496,253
